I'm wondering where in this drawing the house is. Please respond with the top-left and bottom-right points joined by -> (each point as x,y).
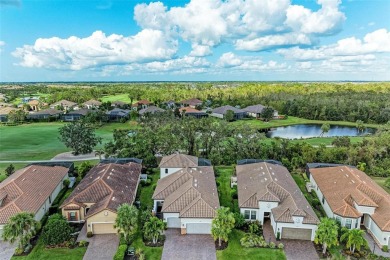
162,100 -> 176,109
27,109 -> 63,121
111,101 -> 128,108
179,107 -> 208,119
106,108 -> 131,121
132,100 -> 152,111
158,154 -> 211,179
138,106 -> 165,117
0,165 -> 70,238
0,107 -> 19,122
211,105 -> 246,120
83,99 -> 102,109
237,160 -> 319,241
243,104 -> 279,119
27,99 -> 40,111
308,164 -> 390,247
62,108 -> 91,121
60,161 -> 142,234
50,100 -> 77,111
181,98 -> 202,108
152,166 -> 220,234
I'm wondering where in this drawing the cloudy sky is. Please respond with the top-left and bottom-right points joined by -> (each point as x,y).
0,0 -> 389,82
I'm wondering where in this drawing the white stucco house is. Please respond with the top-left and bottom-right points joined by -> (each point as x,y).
158,153 -> 211,179
0,165 -> 69,238
308,164 -> 390,248
237,160 -> 319,241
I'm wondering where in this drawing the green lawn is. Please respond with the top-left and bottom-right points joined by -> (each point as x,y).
100,94 -> 132,103
216,229 -> 286,260
290,136 -> 365,146
215,166 -> 238,211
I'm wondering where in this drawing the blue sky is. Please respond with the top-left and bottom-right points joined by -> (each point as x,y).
0,0 -> 389,82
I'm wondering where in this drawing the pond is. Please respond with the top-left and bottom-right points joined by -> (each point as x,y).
265,124 -> 376,139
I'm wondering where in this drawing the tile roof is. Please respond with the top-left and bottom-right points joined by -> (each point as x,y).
28,109 -> 63,116
138,106 -> 165,115
0,165 -> 69,224
237,162 -> 319,225
132,100 -> 152,106
181,98 -> 202,106
179,107 -> 205,114
212,105 -> 245,115
152,167 -> 219,218
83,99 -> 102,106
27,100 -> 40,106
60,163 -> 141,218
106,108 -> 131,117
0,107 -> 19,115
310,165 -> 390,231
159,154 -> 199,168
242,104 -> 266,114
66,108 -> 91,116
51,100 -> 77,107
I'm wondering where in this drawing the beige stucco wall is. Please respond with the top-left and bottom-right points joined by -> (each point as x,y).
87,210 -> 117,234
61,203 -> 85,222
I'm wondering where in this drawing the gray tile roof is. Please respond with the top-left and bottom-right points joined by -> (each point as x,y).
212,105 -> 245,115
138,106 -> 165,115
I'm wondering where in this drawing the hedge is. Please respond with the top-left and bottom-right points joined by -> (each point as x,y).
113,244 -> 127,260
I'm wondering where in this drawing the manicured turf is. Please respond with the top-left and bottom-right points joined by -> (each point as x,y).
216,229 -> 286,260
100,94 -> 131,103
215,166 -> 238,211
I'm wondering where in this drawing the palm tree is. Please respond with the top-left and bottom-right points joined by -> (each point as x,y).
356,120 -> 366,133
114,204 -> 138,244
340,228 -> 367,253
94,149 -> 104,160
144,216 -> 166,245
2,212 -> 41,251
211,207 -> 235,247
314,218 -> 339,255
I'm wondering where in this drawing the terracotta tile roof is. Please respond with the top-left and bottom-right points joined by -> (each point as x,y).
27,100 -> 40,106
60,162 -> 141,218
310,166 -> 390,231
178,107 -> 206,114
51,99 -> 77,107
237,162 -> 319,225
159,154 -> 199,168
180,98 -> 202,106
83,99 -> 102,106
152,167 -> 219,218
0,165 -> 69,224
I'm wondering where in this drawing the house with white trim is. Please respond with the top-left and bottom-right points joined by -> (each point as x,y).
158,154 -> 211,179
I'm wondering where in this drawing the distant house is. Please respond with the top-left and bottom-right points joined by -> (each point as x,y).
106,108 -> 131,121
83,99 -> 102,109
62,108 -> 91,121
179,107 -> 208,119
237,161 -> 319,241
138,106 -> 165,117
181,98 -> 202,108
60,162 -> 141,234
27,99 -> 40,111
162,100 -> 176,109
158,153 -> 211,179
21,97 -> 38,103
243,104 -> 279,118
308,164 -> 390,248
132,100 -> 152,111
111,101 -> 128,108
50,100 -> 77,111
0,107 -> 19,122
27,109 -> 63,121
211,105 -> 246,120
0,165 -> 70,237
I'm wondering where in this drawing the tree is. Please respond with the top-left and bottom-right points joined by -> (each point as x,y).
115,204 -> 138,244
7,110 -> 26,123
225,110 -> 235,122
314,218 -> 339,255
41,214 -> 72,246
357,162 -> 366,172
95,149 -> 104,160
2,212 -> 41,251
58,121 -> 102,155
144,216 -> 166,245
340,228 -> 367,253
261,107 -> 274,122
320,123 -> 330,137
356,120 -> 365,132
211,207 -> 235,247
5,164 -> 15,177
77,161 -> 93,179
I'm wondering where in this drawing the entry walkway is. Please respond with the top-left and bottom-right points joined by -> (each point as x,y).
365,232 -> 390,258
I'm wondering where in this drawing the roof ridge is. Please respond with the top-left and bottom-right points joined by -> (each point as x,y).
275,208 -> 290,221
240,192 -> 257,207
162,182 -> 198,210
153,171 -> 190,199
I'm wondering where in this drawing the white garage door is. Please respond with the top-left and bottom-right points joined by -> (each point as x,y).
93,223 -> 115,234
282,227 -> 312,240
186,223 -> 211,234
167,217 -> 181,228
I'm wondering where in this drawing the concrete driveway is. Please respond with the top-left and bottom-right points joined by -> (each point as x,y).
83,234 -> 119,260
0,241 -> 16,260
162,229 -> 216,260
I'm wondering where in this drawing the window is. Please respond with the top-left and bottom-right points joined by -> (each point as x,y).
244,210 -> 256,220
355,221 -> 358,228
335,216 -> 341,224
345,218 -> 352,229
244,210 -> 250,219
49,196 -> 51,204
250,211 -> 256,220
322,196 -> 325,204
165,169 -> 168,174
69,212 -> 77,221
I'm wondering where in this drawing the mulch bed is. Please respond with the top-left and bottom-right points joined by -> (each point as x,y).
144,240 -> 164,247
215,240 -> 228,250
313,243 -> 330,259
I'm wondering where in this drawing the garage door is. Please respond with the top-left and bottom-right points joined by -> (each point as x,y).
167,217 -> 181,228
186,223 -> 211,234
93,223 -> 115,234
282,227 -> 312,240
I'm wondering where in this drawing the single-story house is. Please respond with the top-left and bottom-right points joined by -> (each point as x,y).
308,164 -> 390,247
106,108 -> 131,121
0,165 -> 70,238
83,99 -> 102,109
152,166 -> 220,234
179,107 -> 208,119
158,153 -> 211,179
60,162 -> 141,234
237,160 -> 319,241
27,109 -> 63,120
27,99 -> 40,111
62,108 -> 91,121
138,106 -> 165,117
243,104 -> 279,118
50,100 -> 78,111
162,100 -> 176,109
111,101 -> 128,108
180,98 -> 202,108
132,100 -> 152,111
211,105 -> 246,120
0,107 -> 19,122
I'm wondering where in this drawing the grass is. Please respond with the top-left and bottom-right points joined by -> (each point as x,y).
12,240 -> 87,260
372,177 -> 390,194
0,163 -> 27,182
290,136 -> 366,146
216,229 -> 286,260
215,166 -> 238,212
100,94 -> 132,103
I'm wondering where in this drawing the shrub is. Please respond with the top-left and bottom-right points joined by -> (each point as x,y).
113,244 -> 127,260
86,231 -> 93,238
78,240 -> 88,247
382,245 -> 389,252
269,242 -> 276,249
63,179 -> 70,188
278,243 -> 284,249
240,233 -> 264,248
151,183 -> 157,191
41,214 -> 73,246
230,186 -> 238,199
233,212 -> 245,229
276,231 -> 280,240
141,179 -> 152,187
14,248 -> 24,256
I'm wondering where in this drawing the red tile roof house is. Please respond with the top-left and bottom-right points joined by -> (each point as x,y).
131,100 -> 152,111
237,161 -> 319,241
308,164 -> 390,248
59,162 -> 141,235
180,98 -> 203,108
0,165 -> 69,237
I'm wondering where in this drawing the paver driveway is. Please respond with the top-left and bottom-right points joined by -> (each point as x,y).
83,234 -> 119,260
0,241 -> 16,260
162,229 -> 216,260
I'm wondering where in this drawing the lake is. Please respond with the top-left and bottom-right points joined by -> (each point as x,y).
265,124 -> 376,139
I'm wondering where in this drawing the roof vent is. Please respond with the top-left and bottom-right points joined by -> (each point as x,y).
264,178 -> 267,181
275,178 -> 277,181
272,172 -> 275,175
32,169 -> 37,172
112,197 -> 115,201
22,178 -> 26,181
107,176 -> 110,179
261,167 -> 263,170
